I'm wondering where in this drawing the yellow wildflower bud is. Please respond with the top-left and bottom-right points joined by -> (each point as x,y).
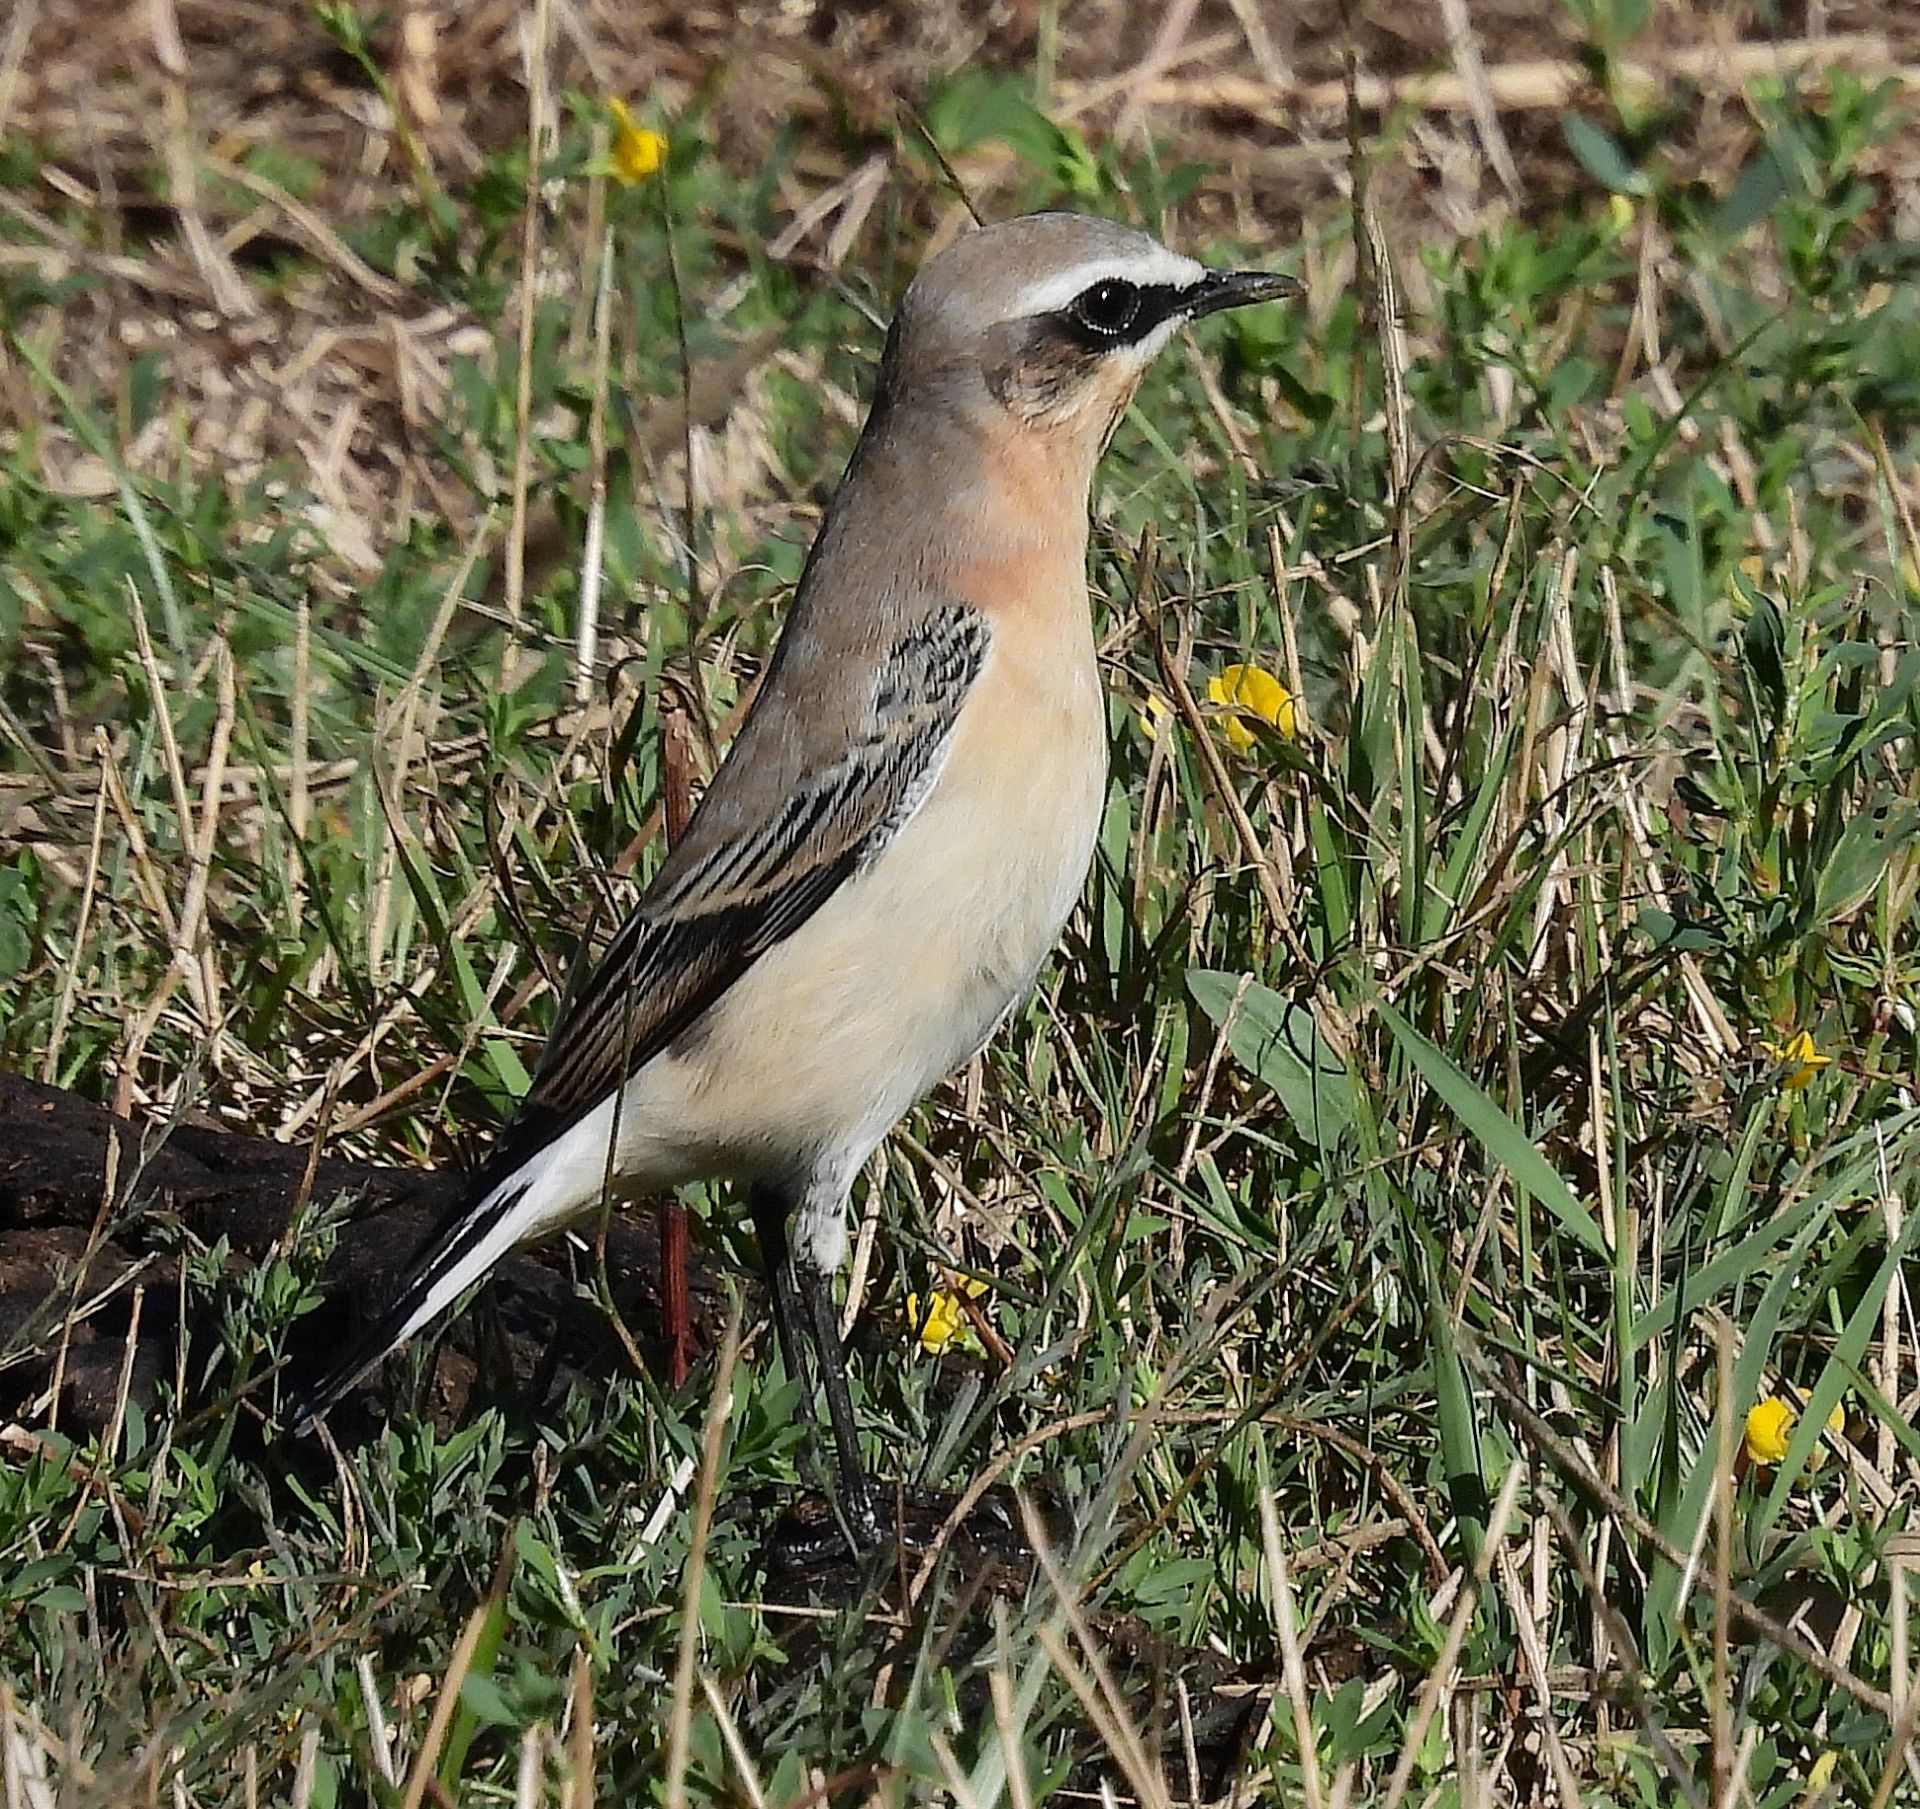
1206,663 -> 1299,753
1762,1029 -> 1833,1091
606,99 -> 666,184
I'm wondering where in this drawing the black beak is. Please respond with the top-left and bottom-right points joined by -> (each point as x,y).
1183,268 -> 1305,320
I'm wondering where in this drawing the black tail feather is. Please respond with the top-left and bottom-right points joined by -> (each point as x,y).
286,1180 -> 530,1435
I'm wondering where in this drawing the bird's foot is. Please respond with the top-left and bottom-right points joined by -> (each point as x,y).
840,1475 -> 886,1549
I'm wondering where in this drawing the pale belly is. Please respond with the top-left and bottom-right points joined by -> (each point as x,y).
610,642 -> 1108,1198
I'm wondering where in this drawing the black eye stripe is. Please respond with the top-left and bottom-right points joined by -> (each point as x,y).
1051,281 -> 1194,351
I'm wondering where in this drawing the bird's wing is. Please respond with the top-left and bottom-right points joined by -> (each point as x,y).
287,601 -> 993,1430
485,599 -> 993,1175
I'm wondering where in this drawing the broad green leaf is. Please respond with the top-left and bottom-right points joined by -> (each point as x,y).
1562,114 -> 1650,195
1711,143 -> 1794,239
1374,1001 -> 1607,1256
1188,970 -> 1354,1153
1812,803 -> 1920,922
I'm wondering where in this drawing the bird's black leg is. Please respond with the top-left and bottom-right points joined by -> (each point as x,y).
749,1185 -> 809,1396
798,1259 -> 880,1544
749,1185 -> 878,1548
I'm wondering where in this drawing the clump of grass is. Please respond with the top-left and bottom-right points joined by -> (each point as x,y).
2,11 -> 1918,1806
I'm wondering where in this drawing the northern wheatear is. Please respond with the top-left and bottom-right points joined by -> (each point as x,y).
293,212 -> 1298,1533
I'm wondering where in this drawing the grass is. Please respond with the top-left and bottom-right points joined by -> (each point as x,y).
2,9 -> 1919,1805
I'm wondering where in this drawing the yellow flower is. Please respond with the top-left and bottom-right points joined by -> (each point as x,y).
1138,691 -> 1173,741
1744,1397 -> 1795,1466
1762,1029 -> 1834,1090
904,1275 -> 987,1356
1207,663 -> 1299,753
1744,1396 -> 1846,1468
606,100 -> 666,184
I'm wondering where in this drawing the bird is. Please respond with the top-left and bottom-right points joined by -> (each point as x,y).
290,211 -> 1300,1538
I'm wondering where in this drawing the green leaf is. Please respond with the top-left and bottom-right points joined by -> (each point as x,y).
1628,1190 -> 1823,1351
1052,122 -> 1104,201
922,71 -> 1057,167
0,865 -> 33,975
1812,804 -> 1920,923
1562,114 -> 1650,195
1430,1286 -> 1487,1567
1712,143 -> 1794,239
1187,971 -> 1354,1153
1740,587 -> 1787,726
1375,1001 -> 1607,1256
1635,907 -> 1718,954
438,1588 -> 514,1789
457,1673 -> 519,1729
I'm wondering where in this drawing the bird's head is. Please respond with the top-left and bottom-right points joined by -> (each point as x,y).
876,211 -> 1302,454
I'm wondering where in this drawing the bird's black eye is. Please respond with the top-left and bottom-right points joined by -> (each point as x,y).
1069,279 -> 1142,339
